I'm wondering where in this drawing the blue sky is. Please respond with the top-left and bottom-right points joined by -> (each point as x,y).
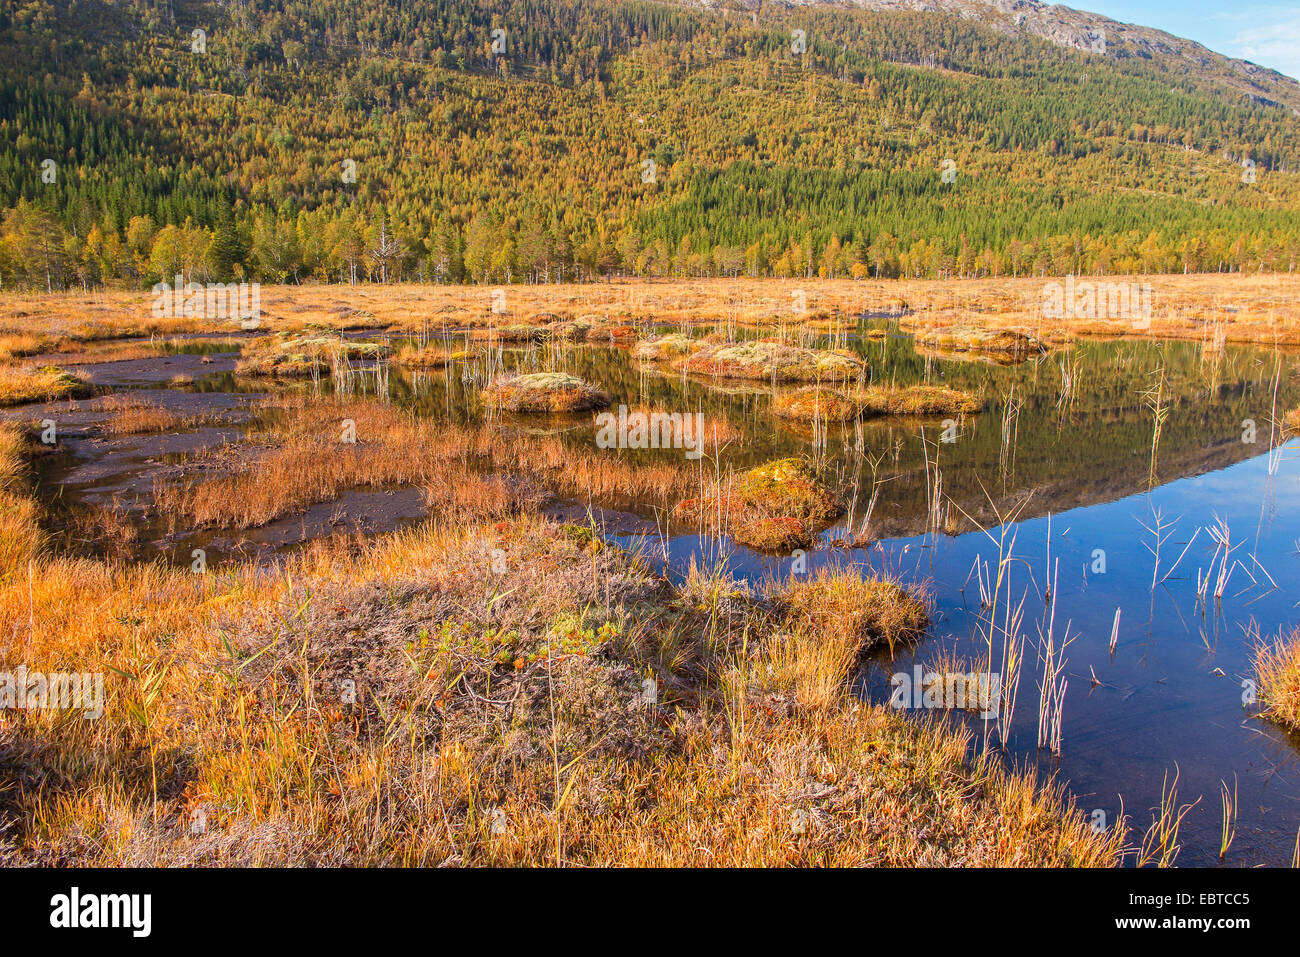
1079,1 -> 1300,79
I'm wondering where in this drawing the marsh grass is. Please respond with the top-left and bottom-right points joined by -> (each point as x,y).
774,384 -> 981,423
632,334 -> 701,362
678,340 -> 864,382
101,397 -> 185,435
860,385 -> 982,417
914,326 -> 1046,357
0,332 -> 48,360
480,372 -> 611,413
548,317 -> 638,341
235,333 -> 389,378
1285,405 -> 1300,434
392,343 -> 476,367
1253,628 -> 1300,732
773,386 -> 864,422
4,274 -> 1299,350
153,397 -> 698,530
0,424 -> 43,572
0,365 -> 92,406
675,457 -> 841,552
49,341 -> 171,365
779,565 -> 930,654
0,424 -> 1126,867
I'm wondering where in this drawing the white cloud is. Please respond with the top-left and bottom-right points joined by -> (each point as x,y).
1226,9 -> 1300,80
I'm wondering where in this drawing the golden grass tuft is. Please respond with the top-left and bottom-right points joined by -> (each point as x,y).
101,397 -> 184,435
0,424 -> 43,574
235,334 -> 389,377
392,343 -> 476,367
914,326 -> 1046,357
675,457 -> 840,552
50,341 -> 170,365
774,384 -> 981,422
632,334 -> 698,361
481,372 -> 611,413
0,333 -> 47,361
1253,628 -> 1300,732
859,384 -> 982,417
0,364 -> 92,406
781,566 -> 930,654
773,386 -> 864,421
679,339 -> 863,382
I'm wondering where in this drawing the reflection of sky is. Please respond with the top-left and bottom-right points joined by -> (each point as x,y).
405,330 -> 1299,863
621,441 -> 1300,865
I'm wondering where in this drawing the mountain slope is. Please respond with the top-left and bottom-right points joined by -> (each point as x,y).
0,0 -> 1297,288
756,0 -> 1300,108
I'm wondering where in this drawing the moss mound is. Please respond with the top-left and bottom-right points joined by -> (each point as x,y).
633,334 -> 698,362
773,387 -> 864,422
678,340 -> 864,382
860,385 -> 982,416
675,457 -> 840,552
481,372 -> 612,413
236,333 -> 389,377
916,327 -> 1045,357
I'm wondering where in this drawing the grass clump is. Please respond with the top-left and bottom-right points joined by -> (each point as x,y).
775,385 -> 981,421
633,334 -> 698,362
773,387 -> 863,421
859,385 -> 982,417
1253,628 -> 1300,732
916,327 -> 1045,357
0,423 -> 43,572
392,343 -> 475,367
781,567 -> 930,653
481,372 -> 611,413
678,339 -> 863,382
235,333 -> 389,377
474,324 -> 550,343
675,457 -> 840,552
0,333 -> 48,360
550,317 -> 638,341
0,365 -> 92,406
100,397 -> 184,435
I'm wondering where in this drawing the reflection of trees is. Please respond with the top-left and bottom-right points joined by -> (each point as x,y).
380,333 -> 1299,536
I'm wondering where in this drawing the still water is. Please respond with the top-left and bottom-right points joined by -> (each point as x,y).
47,322 -> 1300,864
433,326 -> 1300,866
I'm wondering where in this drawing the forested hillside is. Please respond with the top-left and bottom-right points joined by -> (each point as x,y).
1,0 -> 1298,290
